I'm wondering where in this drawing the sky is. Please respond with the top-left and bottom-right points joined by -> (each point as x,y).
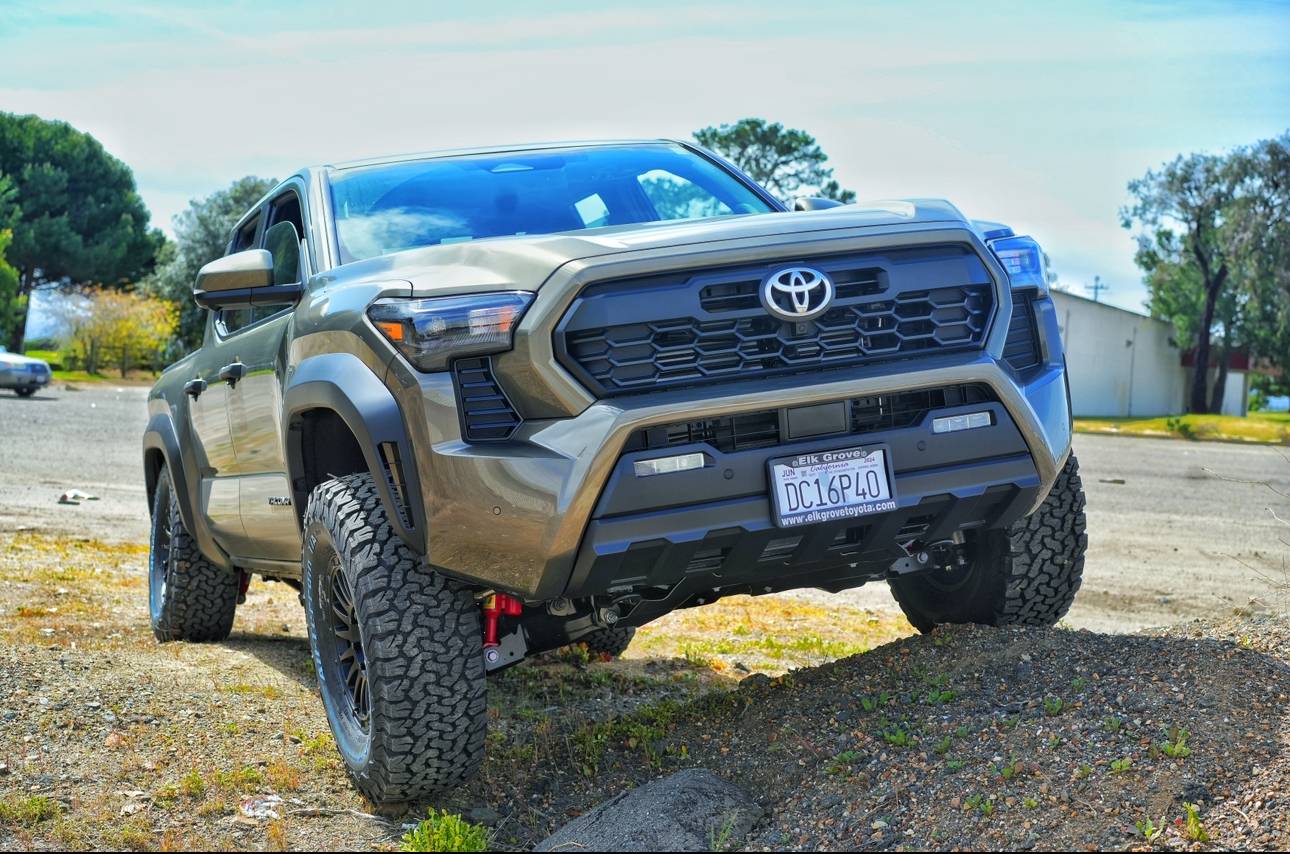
2,0 -> 1288,318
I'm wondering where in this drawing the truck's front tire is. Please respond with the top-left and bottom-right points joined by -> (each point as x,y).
889,453 -> 1087,633
148,469 -> 239,642
302,473 -> 486,803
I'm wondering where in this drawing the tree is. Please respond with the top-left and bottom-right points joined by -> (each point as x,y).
57,288 -> 176,377
0,112 -> 164,352
142,175 -> 276,352
1124,133 -> 1289,413
693,118 -> 856,203
0,229 -> 19,342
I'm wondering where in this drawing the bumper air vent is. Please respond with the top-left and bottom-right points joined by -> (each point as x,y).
1003,289 -> 1043,372
452,357 -> 522,442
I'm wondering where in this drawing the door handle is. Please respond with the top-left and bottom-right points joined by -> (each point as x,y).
218,362 -> 246,385
184,378 -> 207,398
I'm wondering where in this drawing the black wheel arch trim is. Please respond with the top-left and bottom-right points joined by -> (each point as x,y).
282,352 -> 425,554
142,412 -> 234,570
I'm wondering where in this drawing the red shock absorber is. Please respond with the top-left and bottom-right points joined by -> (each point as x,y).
482,593 -> 523,648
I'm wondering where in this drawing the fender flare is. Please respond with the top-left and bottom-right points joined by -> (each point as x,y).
282,353 -> 425,553
142,412 -> 234,570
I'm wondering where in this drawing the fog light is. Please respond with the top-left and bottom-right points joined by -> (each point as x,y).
932,411 -> 993,434
633,452 -> 707,477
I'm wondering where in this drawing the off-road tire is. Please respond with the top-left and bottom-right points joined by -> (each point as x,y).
148,469 -> 239,642
581,626 -> 636,658
302,472 -> 486,803
890,453 -> 1087,633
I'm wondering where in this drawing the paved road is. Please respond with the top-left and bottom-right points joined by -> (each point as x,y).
2,383 -> 1287,631
0,382 -> 152,543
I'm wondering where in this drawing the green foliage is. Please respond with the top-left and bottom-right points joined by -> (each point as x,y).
1042,696 -> 1066,717
693,118 -> 855,203
0,228 -> 21,342
1158,727 -> 1191,759
881,723 -> 914,748
142,175 -> 276,354
1183,802 -> 1209,842
1136,816 -> 1163,841
0,112 -> 163,350
400,810 -> 490,853
825,750 -> 863,775
1102,715 -> 1123,734
1110,757 -> 1132,774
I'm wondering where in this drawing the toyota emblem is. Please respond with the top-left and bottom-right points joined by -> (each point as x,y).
760,266 -> 835,322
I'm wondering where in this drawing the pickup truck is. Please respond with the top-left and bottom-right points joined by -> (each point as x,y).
142,140 -> 1085,802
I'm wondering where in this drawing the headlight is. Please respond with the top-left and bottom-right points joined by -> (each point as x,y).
987,235 -> 1048,290
368,291 -> 533,371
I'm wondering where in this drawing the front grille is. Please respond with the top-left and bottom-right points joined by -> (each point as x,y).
452,357 -> 522,441
1003,289 -> 1043,372
556,245 -> 995,397
625,383 -> 997,454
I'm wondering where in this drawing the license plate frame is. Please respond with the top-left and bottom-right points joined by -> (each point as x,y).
767,445 -> 897,528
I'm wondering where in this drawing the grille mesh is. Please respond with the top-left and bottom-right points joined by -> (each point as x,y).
556,246 -> 996,397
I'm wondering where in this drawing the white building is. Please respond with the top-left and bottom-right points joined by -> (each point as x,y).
1049,290 -> 1247,417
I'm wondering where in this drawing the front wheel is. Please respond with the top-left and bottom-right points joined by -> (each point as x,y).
15,387 -> 35,397
889,453 -> 1087,632
302,473 -> 486,803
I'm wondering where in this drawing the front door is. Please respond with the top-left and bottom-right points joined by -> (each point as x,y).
223,189 -> 310,563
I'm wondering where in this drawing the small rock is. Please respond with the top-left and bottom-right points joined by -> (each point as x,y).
104,731 -> 127,750
467,806 -> 503,826
535,769 -> 762,852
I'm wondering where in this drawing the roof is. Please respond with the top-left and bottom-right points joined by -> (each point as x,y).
321,138 -> 680,172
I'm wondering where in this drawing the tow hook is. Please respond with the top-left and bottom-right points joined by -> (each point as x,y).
236,570 -> 251,605
482,593 -> 523,648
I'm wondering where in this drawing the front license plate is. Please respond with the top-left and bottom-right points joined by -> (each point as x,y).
768,446 -> 897,528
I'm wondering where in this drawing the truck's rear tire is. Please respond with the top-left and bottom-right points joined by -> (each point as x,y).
581,626 -> 636,658
889,453 -> 1087,633
148,469 -> 239,642
302,472 -> 486,803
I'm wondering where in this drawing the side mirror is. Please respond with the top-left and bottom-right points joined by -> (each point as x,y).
792,197 -> 846,212
194,250 -> 274,309
194,249 -> 303,310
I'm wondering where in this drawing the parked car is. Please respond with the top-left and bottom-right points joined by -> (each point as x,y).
142,139 -> 1085,802
0,346 -> 51,396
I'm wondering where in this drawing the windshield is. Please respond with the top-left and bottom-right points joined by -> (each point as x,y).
328,143 -> 774,263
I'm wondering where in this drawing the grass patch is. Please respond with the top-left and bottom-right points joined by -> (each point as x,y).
1074,412 -> 1290,445
400,810 -> 489,852
632,593 -> 910,673
0,795 -> 61,826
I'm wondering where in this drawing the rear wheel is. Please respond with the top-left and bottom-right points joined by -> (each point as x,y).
148,469 -> 239,642
889,454 -> 1087,632
302,472 -> 486,803
15,387 -> 35,397
580,626 -> 636,658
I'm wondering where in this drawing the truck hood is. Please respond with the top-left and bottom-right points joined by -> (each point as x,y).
321,198 -> 975,296
0,351 -> 48,368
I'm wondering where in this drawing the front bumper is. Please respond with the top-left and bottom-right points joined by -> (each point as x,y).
400,339 -> 1071,600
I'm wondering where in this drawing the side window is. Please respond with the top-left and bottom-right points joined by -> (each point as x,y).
230,214 -> 260,253
264,191 -> 305,286
215,190 -> 305,337
637,169 -> 733,221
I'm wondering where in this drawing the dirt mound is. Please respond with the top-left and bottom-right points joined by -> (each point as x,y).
565,617 -> 1290,851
